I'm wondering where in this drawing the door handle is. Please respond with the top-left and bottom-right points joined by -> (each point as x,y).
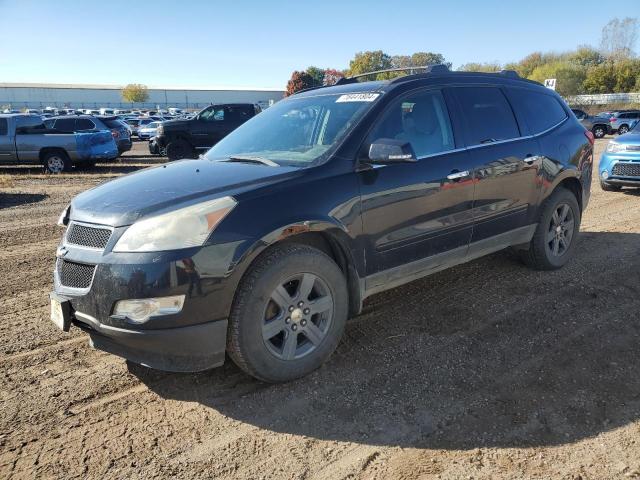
447,170 -> 470,181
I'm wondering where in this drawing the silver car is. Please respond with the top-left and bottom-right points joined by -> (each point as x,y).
609,111 -> 640,135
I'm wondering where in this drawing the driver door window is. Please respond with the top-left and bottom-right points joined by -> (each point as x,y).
200,107 -> 225,122
368,90 -> 455,159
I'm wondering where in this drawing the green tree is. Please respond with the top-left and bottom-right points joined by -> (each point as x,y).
613,58 -> 640,92
529,62 -> 586,97
506,52 -> 545,78
305,66 -> 326,87
568,46 -> 605,68
285,70 -> 314,96
583,62 -> 617,93
121,84 -> 149,104
457,62 -> 502,72
348,50 -> 393,79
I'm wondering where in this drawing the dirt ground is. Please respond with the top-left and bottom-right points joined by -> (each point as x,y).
1,138 -> 639,480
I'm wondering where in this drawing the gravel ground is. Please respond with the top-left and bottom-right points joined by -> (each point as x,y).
1,138 -> 639,480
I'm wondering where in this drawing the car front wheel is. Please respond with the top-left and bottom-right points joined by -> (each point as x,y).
227,244 -> 348,383
165,139 -> 193,161
592,125 -> 606,138
43,151 -> 71,173
520,188 -> 581,270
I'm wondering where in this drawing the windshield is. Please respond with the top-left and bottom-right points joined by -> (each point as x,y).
204,92 -> 380,166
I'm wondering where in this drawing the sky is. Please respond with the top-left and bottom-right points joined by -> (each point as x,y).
0,0 -> 636,90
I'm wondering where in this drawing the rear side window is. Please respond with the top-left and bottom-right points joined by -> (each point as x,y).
453,87 -> 520,145
0,118 -> 7,135
54,118 -> 76,132
507,89 -> 567,134
101,118 -> 122,128
76,119 -> 96,130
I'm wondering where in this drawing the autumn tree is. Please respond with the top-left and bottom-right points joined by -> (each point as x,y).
323,68 -> 345,86
348,50 -> 393,79
121,83 -> 149,104
285,70 -> 315,96
529,62 -> 587,96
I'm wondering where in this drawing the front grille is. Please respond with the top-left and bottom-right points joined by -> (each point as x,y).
612,163 -> 640,177
66,223 -> 111,249
57,260 -> 95,289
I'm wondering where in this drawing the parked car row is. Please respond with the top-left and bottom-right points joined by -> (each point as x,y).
571,108 -> 640,137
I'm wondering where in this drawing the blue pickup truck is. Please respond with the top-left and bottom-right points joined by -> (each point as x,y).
0,114 -> 118,172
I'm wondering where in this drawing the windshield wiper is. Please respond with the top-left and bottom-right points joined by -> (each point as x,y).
224,156 -> 279,167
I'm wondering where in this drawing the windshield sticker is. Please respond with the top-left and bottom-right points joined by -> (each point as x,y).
336,93 -> 380,103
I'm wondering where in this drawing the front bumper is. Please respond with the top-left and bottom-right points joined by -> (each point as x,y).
52,223 -> 246,372
117,138 -> 132,153
73,310 -> 227,372
600,152 -> 640,186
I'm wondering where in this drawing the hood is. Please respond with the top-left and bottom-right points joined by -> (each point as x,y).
70,158 -> 300,226
159,118 -> 190,130
615,130 -> 640,145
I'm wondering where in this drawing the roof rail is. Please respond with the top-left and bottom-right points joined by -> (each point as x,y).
336,64 -> 450,85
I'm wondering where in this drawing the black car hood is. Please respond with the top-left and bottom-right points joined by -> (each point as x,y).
70,158 -> 300,226
160,119 -> 190,130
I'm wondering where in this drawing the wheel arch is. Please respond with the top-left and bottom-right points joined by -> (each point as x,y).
39,147 -> 70,163
230,219 -> 363,319
544,171 -> 584,212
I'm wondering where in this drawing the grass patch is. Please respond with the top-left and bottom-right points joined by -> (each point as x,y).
0,175 -> 14,188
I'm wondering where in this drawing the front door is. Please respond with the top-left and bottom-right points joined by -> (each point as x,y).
357,88 -> 477,293
192,105 -> 227,149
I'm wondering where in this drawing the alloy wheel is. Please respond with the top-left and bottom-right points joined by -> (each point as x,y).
619,126 -> 629,134
594,127 -> 604,138
47,156 -> 65,173
546,203 -> 575,257
262,273 -> 334,360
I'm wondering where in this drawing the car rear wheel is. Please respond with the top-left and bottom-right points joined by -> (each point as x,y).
600,180 -> 622,192
227,244 -> 348,383
43,151 -> 71,173
520,188 -> 581,271
166,139 -> 193,161
618,124 -> 629,134
592,125 -> 606,138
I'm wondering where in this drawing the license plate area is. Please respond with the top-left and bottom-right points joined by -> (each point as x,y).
50,293 -> 71,332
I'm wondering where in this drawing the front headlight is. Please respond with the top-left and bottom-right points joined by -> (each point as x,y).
156,124 -> 164,135
606,142 -> 627,153
57,204 -> 70,226
113,196 -> 237,252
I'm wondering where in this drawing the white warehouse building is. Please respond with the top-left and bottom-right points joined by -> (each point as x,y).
0,82 -> 285,111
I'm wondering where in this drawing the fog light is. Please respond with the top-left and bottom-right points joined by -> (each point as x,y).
601,170 -> 609,180
113,295 -> 185,324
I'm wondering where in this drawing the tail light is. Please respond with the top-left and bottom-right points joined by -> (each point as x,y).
111,129 -> 120,139
584,130 -> 594,145
609,117 -> 615,122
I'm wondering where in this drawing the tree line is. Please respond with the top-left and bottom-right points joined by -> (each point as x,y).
285,17 -> 639,98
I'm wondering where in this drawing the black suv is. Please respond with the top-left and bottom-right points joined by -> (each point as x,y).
44,115 -> 132,156
51,66 -> 593,383
155,103 -> 261,160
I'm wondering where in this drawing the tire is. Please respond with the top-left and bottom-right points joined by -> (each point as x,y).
165,139 -> 193,161
618,124 -> 629,135
227,244 -> 348,383
592,125 -> 606,138
43,151 -> 72,173
600,180 -> 622,192
520,188 -> 581,271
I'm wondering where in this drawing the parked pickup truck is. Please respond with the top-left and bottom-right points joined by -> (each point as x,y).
0,114 -> 118,172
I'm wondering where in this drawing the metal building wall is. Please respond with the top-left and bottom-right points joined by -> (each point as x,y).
0,84 -> 285,110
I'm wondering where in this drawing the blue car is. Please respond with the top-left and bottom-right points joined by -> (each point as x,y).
600,121 -> 640,191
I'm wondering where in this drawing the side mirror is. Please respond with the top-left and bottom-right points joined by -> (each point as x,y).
368,138 -> 417,164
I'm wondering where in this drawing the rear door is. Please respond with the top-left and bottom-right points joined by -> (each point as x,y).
358,87 -> 477,287
449,86 -> 541,243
